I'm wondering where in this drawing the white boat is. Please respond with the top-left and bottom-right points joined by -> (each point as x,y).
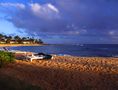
26,54 -> 45,62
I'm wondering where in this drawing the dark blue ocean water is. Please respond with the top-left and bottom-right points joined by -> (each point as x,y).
9,44 -> 118,57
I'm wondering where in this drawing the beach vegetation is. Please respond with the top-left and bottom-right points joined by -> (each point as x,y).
0,33 -> 43,44
0,34 -> 4,39
0,51 -> 15,68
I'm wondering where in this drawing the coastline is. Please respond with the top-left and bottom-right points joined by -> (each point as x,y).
0,44 -> 117,89
0,44 -> 46,47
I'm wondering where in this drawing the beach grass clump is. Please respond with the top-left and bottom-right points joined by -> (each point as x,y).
0,51 -> 15,68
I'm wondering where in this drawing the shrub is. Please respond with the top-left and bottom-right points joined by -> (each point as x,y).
0,51 -> 15,68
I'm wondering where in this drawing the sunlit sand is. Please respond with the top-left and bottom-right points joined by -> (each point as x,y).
0,56 -> 117,90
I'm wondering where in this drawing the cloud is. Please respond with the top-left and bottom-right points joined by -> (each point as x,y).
3,2 -> 70,36
58,0 -> 118,28
30,3 -> 60,19
109,31 -> 116,35
47,3 -> 59,13
0,0 -> 118,44
0,2 -> 25,9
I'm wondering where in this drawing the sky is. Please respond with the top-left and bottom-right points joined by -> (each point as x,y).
0,0 -> 118,44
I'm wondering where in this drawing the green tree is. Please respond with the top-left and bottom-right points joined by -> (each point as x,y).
38,39 -> 43,44
6,36 -> 12,44
22,37 -> 27,40
14,36 -> 20,40
4,35 -> 8,39
14,36 -> 21,44
29,38 -> 35,44
0,34 -> 3,40
7,36 -> 12,39
6,38 -> 11,44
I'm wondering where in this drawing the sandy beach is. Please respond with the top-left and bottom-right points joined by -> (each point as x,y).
0,44 -> 45,47
0,56 -> 118,90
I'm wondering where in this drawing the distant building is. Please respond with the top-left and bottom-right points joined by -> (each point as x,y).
0,37 -> 42,44
0,39 -> 6,44
22,40 -> 33,44
10,40 -> 18,44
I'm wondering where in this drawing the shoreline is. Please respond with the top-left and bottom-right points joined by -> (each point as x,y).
0,44 -> 46,47
0,44 -> 117,58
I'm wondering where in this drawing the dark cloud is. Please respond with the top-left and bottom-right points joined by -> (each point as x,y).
0,0 -> 118,44
56,0 -> 118,29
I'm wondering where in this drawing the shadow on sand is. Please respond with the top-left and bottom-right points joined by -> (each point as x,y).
0,60 -> 117,90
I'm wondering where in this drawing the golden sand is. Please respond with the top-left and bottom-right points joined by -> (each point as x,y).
0,56 -> 118,90
0,44 -> 44,47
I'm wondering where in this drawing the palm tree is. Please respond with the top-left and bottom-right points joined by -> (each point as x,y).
14,36 -> 20,40
22,37 -> 27,40
34,39 -> 43,44
29,38 -> 35,44
6,36 -> 12,44
4,35 -> 8,39
38,39 -> 43,44
14,36 -> 21,44
0,34 -> 3,40
7,36 -> 12,39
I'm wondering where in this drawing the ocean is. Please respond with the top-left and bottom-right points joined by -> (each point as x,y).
9,44 -> 118,57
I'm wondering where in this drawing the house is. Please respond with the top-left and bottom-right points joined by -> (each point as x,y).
10,40 -> 18,44
22,40 -> 33,44
0,39 -> 6,44
0,36 -> 42,44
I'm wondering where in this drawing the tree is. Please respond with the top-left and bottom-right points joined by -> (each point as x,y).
14,36 -> 21,40
38,39 -> 43,44
0,34 -> 44,44
35,39 -> 43,44
22,37 -> 27,40
0,34 -> 3,40
6,36 -> 12,44
6,38 -> 11,44
29,38 -> 35,44
7,36 -> 12,39
14,36 -> 21,44
4,35 -> 8,39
